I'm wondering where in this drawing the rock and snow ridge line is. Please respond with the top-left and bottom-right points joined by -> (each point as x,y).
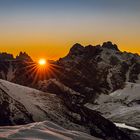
0,79 -> 47,122
114,123 -> 139,131
85,82 -> 140,129
0,79 -> 89,132
0,121 -> 101,140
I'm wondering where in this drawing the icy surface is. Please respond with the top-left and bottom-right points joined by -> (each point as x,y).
114,123 -> 139,131
85,82 -> 140,128
0,79 -> 49,121
0,121 -> 101,140
0,79 -> 88,132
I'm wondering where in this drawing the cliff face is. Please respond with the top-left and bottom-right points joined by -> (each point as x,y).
54,42 -> 139,102
0,81 -> 33,125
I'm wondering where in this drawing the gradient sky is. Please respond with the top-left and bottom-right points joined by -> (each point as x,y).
0,0 -> 140,60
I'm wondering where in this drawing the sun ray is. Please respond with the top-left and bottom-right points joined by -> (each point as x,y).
16,58 -> 62,85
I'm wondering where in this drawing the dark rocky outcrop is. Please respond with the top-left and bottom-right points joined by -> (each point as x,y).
0,87 -> 33,125
0,52 -> 14,61
16,52 -> 33,62
56,42 -> 140,99
102,41 -> 120,51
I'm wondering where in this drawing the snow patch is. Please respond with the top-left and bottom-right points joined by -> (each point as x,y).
0,121 -> 101,140
114,123 -> 139,131
85,82 -> 140,128
0,79 -> 89,133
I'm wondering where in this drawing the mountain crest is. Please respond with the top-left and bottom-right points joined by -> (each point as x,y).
102,41 -> 119,51
0,52 -> 14,61
69,43 -> 85,55
16,52 -> 32,61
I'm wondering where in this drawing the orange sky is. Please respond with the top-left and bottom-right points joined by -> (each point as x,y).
0,0 -> 139,60
0,36 -> 139,61
0,26 -> 139,61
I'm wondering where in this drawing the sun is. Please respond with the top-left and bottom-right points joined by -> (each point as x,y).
38,59 -> 47,66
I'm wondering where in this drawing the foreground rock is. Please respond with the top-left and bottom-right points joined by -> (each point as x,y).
0,121 -> 100,140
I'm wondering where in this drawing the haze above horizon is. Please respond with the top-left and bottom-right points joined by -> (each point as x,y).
0,0 -> 140,60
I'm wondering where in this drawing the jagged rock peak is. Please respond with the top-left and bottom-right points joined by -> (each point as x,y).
102,41 -> 119,51
16,52 -> 33,61
69,43 -> 85,55
71,43 -> 84,49
69,42 -> 120,55
0,52 -> 14,60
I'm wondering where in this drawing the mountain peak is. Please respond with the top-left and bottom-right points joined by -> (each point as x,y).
0,52 -> 14,61
16,52 -> 33,61
69,43 -> 85,55
102,41 -> 119,51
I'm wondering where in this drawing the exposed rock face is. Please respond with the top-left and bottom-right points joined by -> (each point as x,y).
69,43 -> 85,56
55,42 -> 140,104
0,86 -> 33,125
86,82 -> 140,129
38,79 -> 134,140
16,52 -> 33,61
0,53 -> 14,60
0,60 -> 35,86
0,52 -> 36,86
102,41 -> 119,51
37,42 -> 140,139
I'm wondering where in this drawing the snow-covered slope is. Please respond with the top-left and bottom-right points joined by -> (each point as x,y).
0,79 -> 136,140
0,79 -> 46,121
0,79 -> 61,122
0,121 -> 101,140
85,82 -> 140,128
0,79 -> 88,132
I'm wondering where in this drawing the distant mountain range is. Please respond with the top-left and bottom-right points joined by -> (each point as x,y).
0,42 -> 140,140
0,41 -> 139,96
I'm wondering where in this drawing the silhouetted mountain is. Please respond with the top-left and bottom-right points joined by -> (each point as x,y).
0,52 -> 14,61
16,52 -> 33,61
102,41 -> 119,51
56,42 -> 140,99
0,52 -> 35,85
0,42 -> 140,96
